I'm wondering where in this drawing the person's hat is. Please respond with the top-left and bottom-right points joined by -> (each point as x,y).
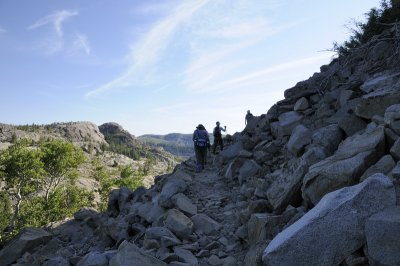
196,124 -> 205,129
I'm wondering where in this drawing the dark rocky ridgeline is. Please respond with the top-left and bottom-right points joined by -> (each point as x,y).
99,122 -> 137,145
3,18 -> 400,266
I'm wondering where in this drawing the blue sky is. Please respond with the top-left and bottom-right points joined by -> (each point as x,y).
0,0 -> 381,135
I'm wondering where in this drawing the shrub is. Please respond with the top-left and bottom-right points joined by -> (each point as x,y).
333,0 -> 400,56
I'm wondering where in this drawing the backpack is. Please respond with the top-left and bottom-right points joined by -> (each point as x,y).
195,130 -> 208,147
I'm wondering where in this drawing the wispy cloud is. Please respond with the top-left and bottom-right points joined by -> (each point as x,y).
186,54 -> 333,93
72,33 -> 91,55
0,27 -> 6,34
27,10 -> 78,55
85,0 -> 295,98
205,17 -> 275,39
86,0 -> 210,98
28,10 -> 78,37
181,0 -> 299,95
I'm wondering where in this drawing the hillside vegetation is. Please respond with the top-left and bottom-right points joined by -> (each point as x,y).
0,122 -> 179,246
333,0 -> 400,56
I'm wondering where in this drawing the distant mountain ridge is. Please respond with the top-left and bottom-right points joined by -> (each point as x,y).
138,133 -> 216,158
138,133 -> 194,158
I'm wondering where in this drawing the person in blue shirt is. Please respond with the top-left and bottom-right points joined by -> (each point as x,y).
192,124 -> 210,172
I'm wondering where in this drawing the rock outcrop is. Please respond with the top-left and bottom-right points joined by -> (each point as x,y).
262,174 -> 396,266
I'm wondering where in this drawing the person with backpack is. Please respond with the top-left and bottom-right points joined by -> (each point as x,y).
213,121 -> 226,154
192,124 -> 210,172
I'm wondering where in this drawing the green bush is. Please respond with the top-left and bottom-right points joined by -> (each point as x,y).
18,186 -> 94,228
0,192 -> 12,246
0,139 -> 91,246
118,165 -> 144,190
92,160 -> 144,211
333,0 -> 400,56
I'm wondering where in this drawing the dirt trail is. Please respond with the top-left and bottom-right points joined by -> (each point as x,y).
181,157 -> 248,264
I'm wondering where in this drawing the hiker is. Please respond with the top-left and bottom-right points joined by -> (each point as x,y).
192,124 -> 210,172
213,121 -> 226,154
245,110 -> 254,125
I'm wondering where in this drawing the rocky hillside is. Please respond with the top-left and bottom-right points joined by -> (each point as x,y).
99,122 -> 180,170
0,122 -> 179,189
2,7 -> 400,266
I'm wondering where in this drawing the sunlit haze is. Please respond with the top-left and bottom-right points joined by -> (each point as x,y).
0,0 -> 381,135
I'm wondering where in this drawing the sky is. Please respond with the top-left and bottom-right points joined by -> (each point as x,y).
0,0 -> 382,136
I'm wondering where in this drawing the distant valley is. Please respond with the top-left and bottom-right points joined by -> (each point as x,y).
139,133 -> 195,159
138,133 -> 218,159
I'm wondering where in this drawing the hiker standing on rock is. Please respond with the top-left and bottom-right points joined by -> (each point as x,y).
245,110 -> 254,125
193,124 -> 210,172
213,121 -> 226,154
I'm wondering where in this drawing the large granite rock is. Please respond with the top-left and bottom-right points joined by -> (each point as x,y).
99,122 -> 135,144
302,126 -> 385,205
391,161 -> 400,179
390,137 -> 400,161
267,147 -> 327,212
360,72 -> 400,94
224,157 -> 246,180
338,113 -> 367,137
173,247 -> 198,265
191,214 -> 221,235
339,90 -> 355,107
384,103 -> 400,135
287,125 -> 311,156
57,121 -> 106,144
365,206 -> 400,266
0,228 -> 52,266
108,187 -> 133,217
284,81 -> 319,100
135,201 -> 165,223
109,241 -> 167,266
263,174 -> 396,266
144,227 -> 181,247
77,251 -> 108,266
163,209 -> 194,240
360,154 -> 395,181
310,124 -> 343,155
238,159 -> 261,184
355,73 -> 400,119
270,111 -> 303,138
172,193 -> 197,216
247,213 -> 283,245
219,141 -> 243,162
293,97 -> 309,111
158,177 -> 187,208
